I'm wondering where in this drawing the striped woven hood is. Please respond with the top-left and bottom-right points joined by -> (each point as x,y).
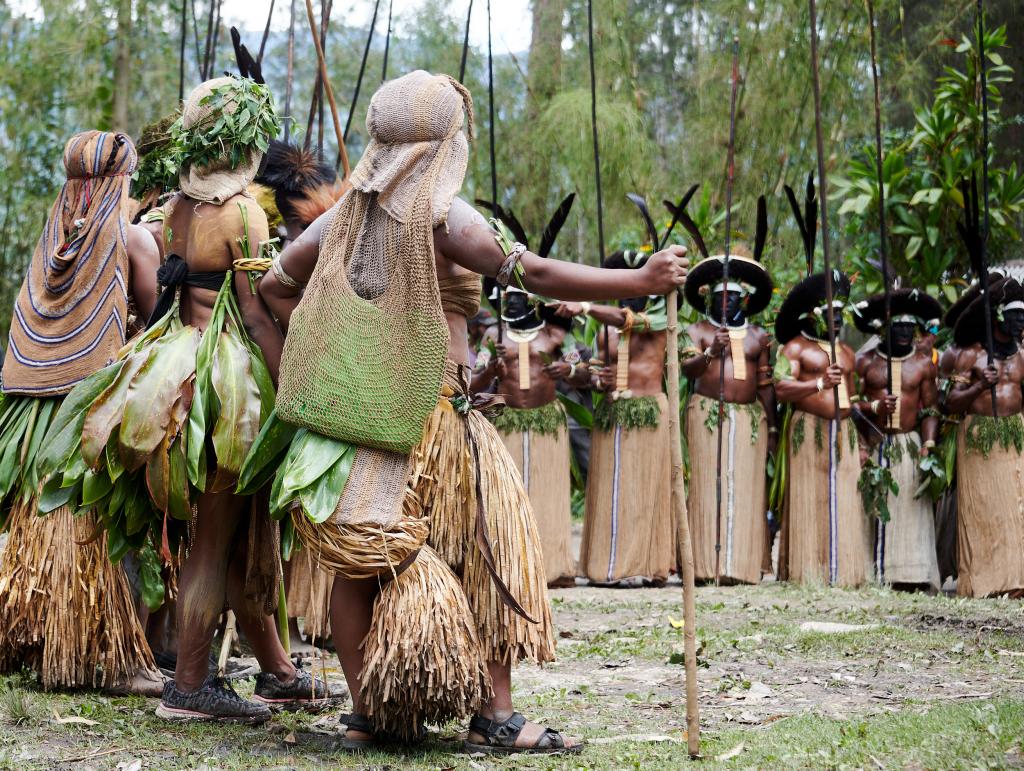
2,131 -> 137,396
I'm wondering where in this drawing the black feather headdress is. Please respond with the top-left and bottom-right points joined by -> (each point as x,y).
784,173 -> 818,276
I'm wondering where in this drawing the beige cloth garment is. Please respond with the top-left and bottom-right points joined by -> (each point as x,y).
178,78 -> 264,204
816,340 -> 851,409
956,417 -> 1024,598
579,394 -> 675,583
780,413 -> 870,587
686,395 -> 769,585
872,432 -> 940,589
286,547 -> 333,641
499,419 -> 577,585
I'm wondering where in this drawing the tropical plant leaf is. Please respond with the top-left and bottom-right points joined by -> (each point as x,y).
146,435 -> 172,513
209,329 -> 262,490
137,541 -> 166,612
557,393 -> 594,430
167,435 -> 191,521
118,326 -> 199,472
38,474 -> 80,514
237,408 -> 298,496
296,443 -> 355,524
36,364 -> 120,482
81,352 -> 152,468
81,468 -> 113,506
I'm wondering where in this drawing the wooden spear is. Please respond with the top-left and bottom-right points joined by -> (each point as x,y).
713,36 -> 741,585
667,284 -> 701,758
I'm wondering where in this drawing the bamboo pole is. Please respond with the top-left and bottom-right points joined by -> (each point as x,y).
304,0 -> 350,178
666,287 -> 700,758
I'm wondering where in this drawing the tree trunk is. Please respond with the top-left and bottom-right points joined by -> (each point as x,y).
521,0 -> 567,235
113,0 -> 132,131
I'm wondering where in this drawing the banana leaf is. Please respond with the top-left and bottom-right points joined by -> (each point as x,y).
167,435 -> 190,520
237,408 -> 298,496
209,328 -> 262,491
118,327 -> 200,472
38,474 -> 80,514
81,351 -> 153,468
36,363 -> 120,482
295,443 -> 355,524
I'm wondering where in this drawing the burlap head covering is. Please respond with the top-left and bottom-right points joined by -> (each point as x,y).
349,70 -> 474,226
3,131 -> 137,396
178,77 -> 263,205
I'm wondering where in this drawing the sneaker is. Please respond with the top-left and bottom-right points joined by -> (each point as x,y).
253,662 -> 340,712
156,676 -> 272,724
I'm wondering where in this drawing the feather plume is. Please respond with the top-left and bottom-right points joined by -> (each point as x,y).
474,199 -> 530,248
230,27 -> 264,84
626,193 -> 660,251
538,193 -> 575,258
676,210 -> 710,260
754,195 -> 768,262
804,173 -> 818,266
660,184 -> 699,249
257,140 -> 337,194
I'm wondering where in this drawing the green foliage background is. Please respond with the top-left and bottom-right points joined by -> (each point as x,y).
0,0 -> 1021,340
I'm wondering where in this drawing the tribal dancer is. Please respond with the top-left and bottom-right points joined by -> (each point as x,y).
681,240 -> 775,585
257,71 -> 687,751
0,131 -> 164,694
477,288 -> 577,587
945,276 -> 1024,598
853,289 -> 943,591
38,79 -> 331,722
565,250 -> 675,587
256,139 -> 346,651
775,270 -> 871,586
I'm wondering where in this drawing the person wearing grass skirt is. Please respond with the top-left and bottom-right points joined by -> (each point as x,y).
945,276 -> 1024,598
35,79 -> 332,722
0,130 -> 165,694
256,71 -> 689,752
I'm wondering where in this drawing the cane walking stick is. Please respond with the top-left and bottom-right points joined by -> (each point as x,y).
666,287 -> 700,757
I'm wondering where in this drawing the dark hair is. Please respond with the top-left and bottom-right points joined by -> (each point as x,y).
256,140 -> 338,223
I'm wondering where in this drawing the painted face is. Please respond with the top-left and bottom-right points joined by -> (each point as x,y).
801,303 -> 844,339
886,321 -> 917,351
997,308 -> 1024,340
709,290 -> 745,326
503,292 -> 538,328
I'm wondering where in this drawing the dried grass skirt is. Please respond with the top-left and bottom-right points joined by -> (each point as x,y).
780,414 -> 870,587
0,501 -> 154,689
579,394 -> 675,583
285,546 -> 333,641
956,417 -> 1024,598
685,395 -> 769,585
872,432 -> 940,590
498,413 -> 576,585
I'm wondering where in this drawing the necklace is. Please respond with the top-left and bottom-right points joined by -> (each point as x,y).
506,321 -> 545,344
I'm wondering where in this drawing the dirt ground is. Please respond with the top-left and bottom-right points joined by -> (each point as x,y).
1,575 -> 1022,769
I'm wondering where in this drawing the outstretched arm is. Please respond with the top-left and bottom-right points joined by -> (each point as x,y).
436,198 -> 687,301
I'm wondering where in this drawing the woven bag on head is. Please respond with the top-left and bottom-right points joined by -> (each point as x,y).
276,71 -> 471,453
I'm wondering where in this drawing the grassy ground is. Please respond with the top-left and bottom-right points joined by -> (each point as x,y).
1,581 -> 1022,769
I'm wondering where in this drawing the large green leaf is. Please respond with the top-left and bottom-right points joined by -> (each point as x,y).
137,541 -> 166,612
145,435 -> 171,513
236,408 -> 297,496
38,474 -> 80,514
281,430 -> 350,494
296,443 -> 355,524
36,366 -> 119,483
209,329 -> 262,490
81,468 -> 113,506
81,351 -> 152,468
118,326 -> 199,472
557,393 -> 594,430
167,435 -> 191,521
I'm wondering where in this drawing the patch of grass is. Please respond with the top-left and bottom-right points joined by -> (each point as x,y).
0,684 -> 42,726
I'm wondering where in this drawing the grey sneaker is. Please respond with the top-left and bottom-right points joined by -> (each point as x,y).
156,676 -> 272,724
253,664 -> 339,712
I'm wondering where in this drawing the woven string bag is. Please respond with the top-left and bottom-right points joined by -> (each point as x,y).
276,71 -> 471,453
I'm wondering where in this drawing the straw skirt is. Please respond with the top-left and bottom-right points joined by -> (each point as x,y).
579,394 -> 675,583
872,432 -> 940,590
498,414 -> 576,586
686,395 -> 768,585
780,414 -> 870,587
955,417 -> 1024,598
0,502 -> 154,689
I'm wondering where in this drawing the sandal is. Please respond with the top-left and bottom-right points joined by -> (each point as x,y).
464,712 -> 583,755
335,713 -> 376,751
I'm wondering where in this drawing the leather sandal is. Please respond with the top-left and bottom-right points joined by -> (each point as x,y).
463,712 -> 583,755
336,713 -> 376,751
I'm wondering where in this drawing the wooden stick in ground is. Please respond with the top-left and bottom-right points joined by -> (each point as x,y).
666,287 -> 700,757
217,610 -> 238,676
304,0 -> 350,179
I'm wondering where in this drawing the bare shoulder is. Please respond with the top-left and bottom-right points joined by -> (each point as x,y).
780,338 -> 805,361
126,223 -> 160,261
749,324 -> 771,347
855,348 -> 876,374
